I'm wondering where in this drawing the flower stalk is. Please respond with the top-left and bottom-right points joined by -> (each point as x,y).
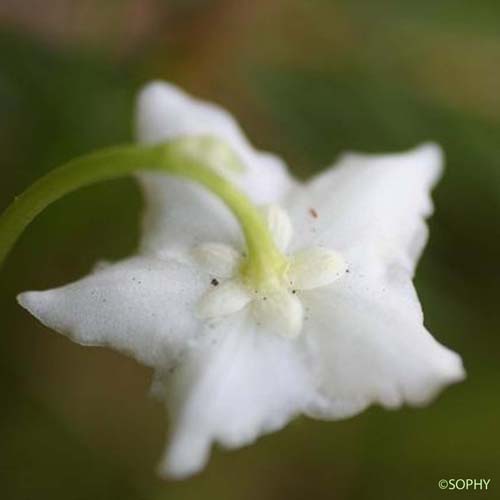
0,137 -> 288,284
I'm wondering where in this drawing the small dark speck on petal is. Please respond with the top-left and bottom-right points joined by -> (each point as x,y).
309,208 -> 318,218
292,290 -> 297,294
211,278 -> 219,286
346,269 -> 350,273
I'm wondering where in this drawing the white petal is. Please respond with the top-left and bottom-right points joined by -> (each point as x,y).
135,81 -> 294,204
138,174 -> 243,260
192,242 -> 241,278
18,256 -> 206,368
281,143 -> 463,415
156,312 -> 313,478
251,289 -> 304,338
301,277 -> 465,419
263,204 -> 293,252
198,280 -> 251,319
285,143 -> 443,277
289,247 -> 347,290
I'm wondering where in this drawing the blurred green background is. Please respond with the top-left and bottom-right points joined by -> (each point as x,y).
1,1 -> 499,499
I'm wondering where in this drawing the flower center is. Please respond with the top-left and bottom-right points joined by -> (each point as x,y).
240,253 -> 291,295
195,211 -> 347,339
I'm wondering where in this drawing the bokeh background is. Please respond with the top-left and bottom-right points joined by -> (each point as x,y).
1,1 -> 499,499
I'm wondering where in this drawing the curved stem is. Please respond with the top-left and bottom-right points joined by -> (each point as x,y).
0,140 -> 288,282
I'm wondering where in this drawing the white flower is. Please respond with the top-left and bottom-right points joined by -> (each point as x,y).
18,81 -> 465,479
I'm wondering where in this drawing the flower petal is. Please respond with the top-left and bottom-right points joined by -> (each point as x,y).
192,242 -> 242,278
289,247 -> 347,290
156,312 -> 313,478
198,280 -> 252,319
251,289 -> 304,338
18,256 -> 206,368
301,277 -> 465,419
136,81 -> 294,204
263,204 -> 293,252
286,143 -> 443,277
138,174 -> 244,259
135,82 -> 295,258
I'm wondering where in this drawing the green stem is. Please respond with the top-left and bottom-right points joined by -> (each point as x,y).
0,140 -> 288,284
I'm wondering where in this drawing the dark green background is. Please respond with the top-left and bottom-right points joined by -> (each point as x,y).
1,1 -> 498,499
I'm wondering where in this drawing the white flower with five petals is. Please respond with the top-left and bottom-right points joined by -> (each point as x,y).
18,81 -> 465,479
